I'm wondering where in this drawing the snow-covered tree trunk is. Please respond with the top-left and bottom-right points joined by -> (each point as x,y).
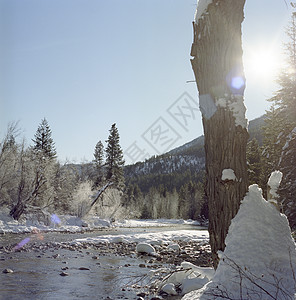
190,0 -> 248,268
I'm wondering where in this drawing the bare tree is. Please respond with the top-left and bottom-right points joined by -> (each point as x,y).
0,122 -> 20,205
190,0 -> 249,268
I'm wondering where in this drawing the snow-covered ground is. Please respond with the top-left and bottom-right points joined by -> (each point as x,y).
72,229 -> 209,246
114,218 -> 200,228
0,209 -> 111,234
0,207 -> 201,234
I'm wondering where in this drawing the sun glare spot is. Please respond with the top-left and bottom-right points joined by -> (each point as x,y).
243,45 -> 281,82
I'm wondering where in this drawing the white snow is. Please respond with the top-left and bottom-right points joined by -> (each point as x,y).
216,95 -> 248,128
159,261 -> 212,296
181,261 -> 214,280
168,243 -> 181,253
221,169 -> 237,181
268,170 -> 283,200
194,0 -> 213,23
161,283 -> 178,295
182,184 -> 296,300
199,94 -> 217,119
0,209 -> 112,234
281,127 -> 296,151
136,243 -> 156,255
73,230 -> 209,246
114,218 -> 200,228
0,209 -> 201,234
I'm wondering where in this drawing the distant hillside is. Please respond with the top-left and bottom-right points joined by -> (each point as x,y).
65,116 -> 266,195
124,115 -> 265,193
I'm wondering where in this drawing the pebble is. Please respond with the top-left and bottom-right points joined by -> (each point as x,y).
2,235 -> 212,269
59,271 -> 69,276
79,267 -> 90,270
137,292 -> 147,297
2,268 -> 13,274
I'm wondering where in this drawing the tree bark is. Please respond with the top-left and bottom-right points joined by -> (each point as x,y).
191,0 -> 248,269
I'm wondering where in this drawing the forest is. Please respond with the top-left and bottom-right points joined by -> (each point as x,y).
0,11 -> 295,234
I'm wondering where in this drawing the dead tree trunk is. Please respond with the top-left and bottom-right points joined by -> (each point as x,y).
190,0 -> 249,268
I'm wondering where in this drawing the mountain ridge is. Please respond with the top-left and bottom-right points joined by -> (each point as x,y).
124,115 -> 265,193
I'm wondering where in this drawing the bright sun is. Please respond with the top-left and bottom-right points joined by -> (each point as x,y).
243,46 -> 281,82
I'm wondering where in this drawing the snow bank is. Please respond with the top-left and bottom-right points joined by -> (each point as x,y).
182,184 -> 296,299
114,219 -> 200,228
73,230 -> 209,246
159,261 -> 213,296
0,212 -> 202,234
0,211 -> 111,234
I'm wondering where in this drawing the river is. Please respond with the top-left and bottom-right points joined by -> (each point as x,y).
0,225 -> 207,300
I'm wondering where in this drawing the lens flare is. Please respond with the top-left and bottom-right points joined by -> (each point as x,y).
51,214 -> 61,225
231,76 -> 245,90
31,227 -> 44,240
14,237 -> 31,250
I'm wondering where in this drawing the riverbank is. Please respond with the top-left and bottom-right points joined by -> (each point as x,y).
0,208 -> 202,234
0,227 -> 212,299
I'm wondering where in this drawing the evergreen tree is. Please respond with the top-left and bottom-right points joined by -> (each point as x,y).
105,123 -> 125,189
30,118 -> 57,207
261,106 -> 285,197
279,128 -> 296,227
32,118 -> 57,159
263,10 -> 296,225
178,181 -> 204,220
94,140 -> 104,167
246,138 -> 262,186
93,140 -> 105,186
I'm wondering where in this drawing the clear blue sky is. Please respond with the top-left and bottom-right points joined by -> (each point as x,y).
0,0 -> 292,164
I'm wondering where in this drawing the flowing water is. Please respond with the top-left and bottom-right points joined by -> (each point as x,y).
0,225 -> 206,300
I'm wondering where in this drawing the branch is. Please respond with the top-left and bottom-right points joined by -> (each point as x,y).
90,181 -> 113,207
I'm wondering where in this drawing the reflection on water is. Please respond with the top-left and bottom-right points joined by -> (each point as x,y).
0,225 -> 205,299
0,248 -> 143,299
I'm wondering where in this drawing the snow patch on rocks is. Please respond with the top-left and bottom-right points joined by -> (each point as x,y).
136,243 -> 156,255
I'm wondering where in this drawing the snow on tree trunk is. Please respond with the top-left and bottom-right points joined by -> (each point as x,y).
182,184 -> 296,299
190,0 -> 249,268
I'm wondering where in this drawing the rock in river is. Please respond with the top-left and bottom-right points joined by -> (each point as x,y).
2,268 -> 13,274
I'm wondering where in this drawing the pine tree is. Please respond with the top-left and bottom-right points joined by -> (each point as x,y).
263,11 -> 296,226
261,106 -> 285,197
30,118 -> 57,207
94,140 -> 104,167
93,140 -> 104,186
32,118 -> 57,159
279,128 -> 296,227
105,123 -> 125,189
246,138 -> 262,186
